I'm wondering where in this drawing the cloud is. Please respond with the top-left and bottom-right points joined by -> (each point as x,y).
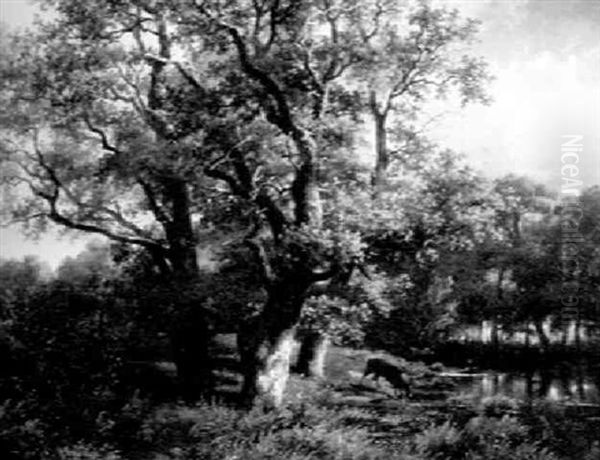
429,0 -> 600,188
0,0 -> 38,30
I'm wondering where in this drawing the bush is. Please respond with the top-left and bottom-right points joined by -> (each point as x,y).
414,421 -> 464,460
462,416 -> 529,451
478,395 -> 520,418
520,401 -> 599,459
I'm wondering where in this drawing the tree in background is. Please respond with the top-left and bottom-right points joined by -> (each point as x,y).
344,0 -> 491,194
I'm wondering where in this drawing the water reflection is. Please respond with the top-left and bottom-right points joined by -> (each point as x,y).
458,365 -> 600,403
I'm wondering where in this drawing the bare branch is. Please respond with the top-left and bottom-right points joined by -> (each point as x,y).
83,115 -> 121,155
359,0 -> 384,42
137,177 -> 171,226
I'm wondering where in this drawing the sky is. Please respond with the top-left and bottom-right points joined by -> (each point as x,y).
0,0 -> 599,269
430,0 -> 600,188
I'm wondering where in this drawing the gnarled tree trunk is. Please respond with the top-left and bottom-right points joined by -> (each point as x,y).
238,277 -> 312,408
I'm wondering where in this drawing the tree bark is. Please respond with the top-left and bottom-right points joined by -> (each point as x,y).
490,319 -> 501,351
294,330 -> 330,379
534,320 -> 550,353
159,177 -> 215,401
371,106 -> 388,196
492,268 -> 504,351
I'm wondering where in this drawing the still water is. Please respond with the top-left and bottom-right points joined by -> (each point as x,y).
454,366 -> 600,404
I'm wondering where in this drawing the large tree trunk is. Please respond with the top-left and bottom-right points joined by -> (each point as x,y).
238,278 -> 312,408
160,177 -> 215,401
294,330 -> 330,379
171,307 -> 212,402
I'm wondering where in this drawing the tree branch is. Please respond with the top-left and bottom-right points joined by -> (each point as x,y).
83,115 -> 121,155
201,9 -> 295,135
246,236 -> 276,285
137,177 -> 171,226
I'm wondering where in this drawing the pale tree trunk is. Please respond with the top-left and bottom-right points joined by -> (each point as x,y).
239,324 -> 297,409
370,92 -> 388,197
575,309 -> 582,351
238,278 -> 312,408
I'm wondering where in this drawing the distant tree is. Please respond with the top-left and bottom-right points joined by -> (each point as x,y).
57,240 -> 114,287
346,1 -> 491,194
0,256 -> 49,320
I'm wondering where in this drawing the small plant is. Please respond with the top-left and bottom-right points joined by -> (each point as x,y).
414,421 -> 464,460
478,394 -> 520,417
463,415 -> 529,450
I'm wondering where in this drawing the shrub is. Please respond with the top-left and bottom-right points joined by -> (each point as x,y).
462,415 -> 529,451
478,395 -> 520,418
520,401 -> 599,459
414,421 -> 464,460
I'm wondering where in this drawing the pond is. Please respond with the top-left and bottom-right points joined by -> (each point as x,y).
452,364 -> 600,404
